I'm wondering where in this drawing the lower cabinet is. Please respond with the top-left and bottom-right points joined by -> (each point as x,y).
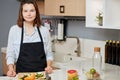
2,52 -> 8,75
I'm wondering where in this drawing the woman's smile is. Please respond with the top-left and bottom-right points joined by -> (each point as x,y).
22,4 -> 36,22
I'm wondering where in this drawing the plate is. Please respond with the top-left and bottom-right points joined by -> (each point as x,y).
18,72 -> 46,80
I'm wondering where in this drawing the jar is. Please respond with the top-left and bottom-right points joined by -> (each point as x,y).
67,70 -> 79,80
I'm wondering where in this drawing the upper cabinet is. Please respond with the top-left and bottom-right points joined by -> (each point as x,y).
37,1 -> 44,15
86,0 -> 120,29
44,0 -> 85,16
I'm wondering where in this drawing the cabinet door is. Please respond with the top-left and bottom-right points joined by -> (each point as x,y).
64,0 -> 85,16
104,0 -> 120,29
45,0 -> 85,16
45,0 -> 60,16
37,1 -> 44,15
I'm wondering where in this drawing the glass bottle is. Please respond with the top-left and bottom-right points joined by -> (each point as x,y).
92,47 -> 102,73
105,40 -> 109,63
116,41 -> 120,65
108,40 -> 112,64
112,40 -> 116,64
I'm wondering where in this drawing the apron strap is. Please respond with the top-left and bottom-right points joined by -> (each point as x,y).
20,27 -> 24,50
20,27 -> 43,49
37,27 -> 43,42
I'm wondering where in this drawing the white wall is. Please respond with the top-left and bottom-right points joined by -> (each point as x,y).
67,21 -> 120,41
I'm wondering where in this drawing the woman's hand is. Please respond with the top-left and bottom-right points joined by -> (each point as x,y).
45,66 -> 53,74
7,64 -> 16,77
7,69 -> 16,77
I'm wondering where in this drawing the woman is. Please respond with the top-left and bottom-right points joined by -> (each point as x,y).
6,0 -> 53,77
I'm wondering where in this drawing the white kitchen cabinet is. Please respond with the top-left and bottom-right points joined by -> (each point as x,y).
44,0 -> 85,16
86,0 -> 120,29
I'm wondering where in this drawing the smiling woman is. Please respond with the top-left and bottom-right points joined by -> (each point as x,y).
6,0 -> 53,77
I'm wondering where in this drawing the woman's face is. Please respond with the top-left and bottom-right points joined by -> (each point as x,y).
22,3 -> 36,23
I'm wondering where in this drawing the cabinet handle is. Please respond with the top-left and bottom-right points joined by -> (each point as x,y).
60,5 -> 65,13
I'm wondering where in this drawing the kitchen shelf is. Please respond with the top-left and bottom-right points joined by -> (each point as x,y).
86,0 -> 120,30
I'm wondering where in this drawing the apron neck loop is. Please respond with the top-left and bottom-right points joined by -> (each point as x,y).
37,27 -> 43,42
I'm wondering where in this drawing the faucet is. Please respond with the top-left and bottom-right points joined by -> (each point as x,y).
66,36 -> 81,57
51,36 -> 81,57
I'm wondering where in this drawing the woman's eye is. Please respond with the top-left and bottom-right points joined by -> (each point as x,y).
23,10 -> 27,12
31,9 -> 35,12
23,9 -> 35,13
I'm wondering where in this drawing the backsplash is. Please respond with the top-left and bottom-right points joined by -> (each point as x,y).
51,37 -> 106,63
79,38 -> 105,63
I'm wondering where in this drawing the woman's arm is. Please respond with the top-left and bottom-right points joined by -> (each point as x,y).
45,60 -> 53,74
44,27 -> 53,73
43,27 -> 53,62
6,26 -> 16,65
47,60 -> 53,67
6,26 -> 16,76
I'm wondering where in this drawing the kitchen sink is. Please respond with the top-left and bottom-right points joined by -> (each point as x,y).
53,56 -> 87,69
53,53 -> 86,62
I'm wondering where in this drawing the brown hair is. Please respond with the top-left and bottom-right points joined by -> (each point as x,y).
17,0 -> 41,28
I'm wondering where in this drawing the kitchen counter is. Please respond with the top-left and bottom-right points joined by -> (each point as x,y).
1,47 -> 120,80
51,62 -> 120,80
0,63 -> 119,80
